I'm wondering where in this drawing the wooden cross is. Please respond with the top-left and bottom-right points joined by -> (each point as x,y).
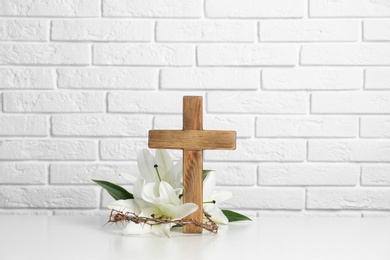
148,96 -> 236,233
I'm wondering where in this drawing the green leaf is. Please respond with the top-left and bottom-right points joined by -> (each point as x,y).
222,210 -> 252,222
202,170 -> 214,181
92,179 -> 133,200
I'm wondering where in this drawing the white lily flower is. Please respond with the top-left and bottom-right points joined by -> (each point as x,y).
203,171 -> 233,225
107,183 -> 197,237
126,180 -> 198,237
98,146 -> 253,238
107,149 -> 199,237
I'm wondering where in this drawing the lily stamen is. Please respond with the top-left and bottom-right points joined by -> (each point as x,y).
154,164 -> 162,182
203,200 -> 216,204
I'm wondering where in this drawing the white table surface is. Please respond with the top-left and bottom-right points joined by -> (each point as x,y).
1,216 -> 389,260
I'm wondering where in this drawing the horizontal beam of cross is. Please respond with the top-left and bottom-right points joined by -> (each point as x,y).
148,130 -> 236,150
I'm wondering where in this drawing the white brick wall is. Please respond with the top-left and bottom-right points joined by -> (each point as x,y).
198,45 -> 298,66
262,68 -> 362,90
94,44 -> 194,65
205,0 -> 305,18
57,68 -> 158,90
0,68 -> 54,89
0,0 -> 389,217
0,44 -> 90,65
0,0 -> 100,17
156,21 -> 256,42
51,20 -> 153,42
259,20 -> 359,42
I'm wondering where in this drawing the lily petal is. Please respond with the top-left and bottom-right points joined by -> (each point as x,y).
160,203 -> 198,220
159,181 -> 181,206
122,222 -> 152,235
204,204 -> 229,225
137,149 -> 158,183
139,207 -> 160,218
163,158 -> 183,190
132,179 -> 144,199
133,179 -> 155,209
155,149 -> 174,177
152,223 -> 172,238
107,199 -> 140,214
141,182 -> 160,204
212,191 -> 233,205
203,171 -> 216,200
119,172 -> 141,182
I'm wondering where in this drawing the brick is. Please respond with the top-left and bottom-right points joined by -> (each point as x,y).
0,163 -> 46,184
100,139 -> 147,160
198,45 -> 297,66
256,116 -> 357,137
258,163 -> 359,186
206,0 -> 304,18
0,187 -> 98,208
205,140 -> 305,162
53,210 -> 107,216
103,0 -> 201,17
0,140 -> 96,160
0,44 -> 89,65
4,92 -> 104,113
310,0 -> 390,17
362,165 -> 390,186
220,188 -> 305,209
301,44 -> 390,65
0,115 -> 47,136
307,188 -> 390,210
154,115 -> 253,138
361,117 -> 390,137
52,20 -> 152,42
260,20 -> 359,42
207,92 -> 307,114
57,68 -> 157,90
312,92 -> 390,114
108,92 -> 192,113
156,21 -> 255,42
0,20 -> 47,41
263,68 -> 362,90
308,141 -> 390,162
52,115 -> 152,136
364,20 -> 390,41
160,68 -> 259,90
94,44 -> 193,66
0,0 -> 99,17
365,69 -> 390,89
0,68 -> 54,89
203,163 -> 257,186
50,163 -> 138,184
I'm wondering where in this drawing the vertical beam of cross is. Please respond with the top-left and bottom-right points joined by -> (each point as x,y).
182,96 -> 203,233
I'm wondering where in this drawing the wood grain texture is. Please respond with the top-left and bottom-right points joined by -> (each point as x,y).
183,96 -> 203,233
183,96 -> 203,131
183,150 -> 203,233
148,130 -> 236,150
